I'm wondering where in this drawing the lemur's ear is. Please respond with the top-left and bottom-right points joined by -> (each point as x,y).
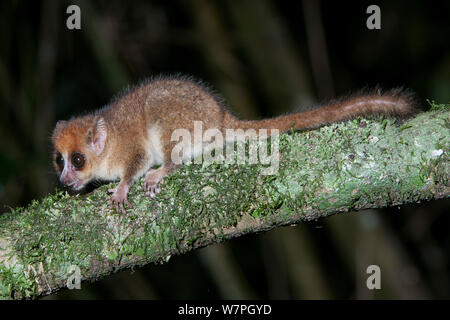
87,117 -> 107,155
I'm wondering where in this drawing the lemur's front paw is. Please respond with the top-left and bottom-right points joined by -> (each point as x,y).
108,184 -> 132,213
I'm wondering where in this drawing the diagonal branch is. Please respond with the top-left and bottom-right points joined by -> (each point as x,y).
0,105 -> 449,299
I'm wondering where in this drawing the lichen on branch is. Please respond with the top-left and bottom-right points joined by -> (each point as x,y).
0,104 -> 449,299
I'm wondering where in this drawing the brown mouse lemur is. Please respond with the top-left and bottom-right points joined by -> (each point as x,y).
52,75 -> 416,213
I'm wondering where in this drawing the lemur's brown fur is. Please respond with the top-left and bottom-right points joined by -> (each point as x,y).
52,75 -> 417,213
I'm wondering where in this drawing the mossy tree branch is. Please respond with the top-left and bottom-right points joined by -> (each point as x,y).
0,105 -> 449,299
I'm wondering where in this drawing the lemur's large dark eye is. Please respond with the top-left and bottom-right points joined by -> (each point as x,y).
71,152 -> 85,170
55,153 -> 64,168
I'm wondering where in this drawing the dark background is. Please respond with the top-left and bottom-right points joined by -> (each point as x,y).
0,0 -> 449,299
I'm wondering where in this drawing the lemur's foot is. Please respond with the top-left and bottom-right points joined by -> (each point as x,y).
142,163 -> 179,199
108,184 -> 132,213
142,168 -> 165,198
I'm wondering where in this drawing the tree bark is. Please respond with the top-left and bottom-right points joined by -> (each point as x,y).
0,107 -> 448,299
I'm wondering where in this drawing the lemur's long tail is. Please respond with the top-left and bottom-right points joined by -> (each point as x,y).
224,88 -> 417,133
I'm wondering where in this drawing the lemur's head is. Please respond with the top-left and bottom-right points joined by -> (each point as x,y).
51,116 -> 107,190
